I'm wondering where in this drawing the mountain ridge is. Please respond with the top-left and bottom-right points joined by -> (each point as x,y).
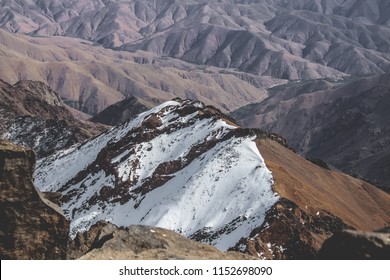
34,98 -> 390,258
232,73 -> 390,191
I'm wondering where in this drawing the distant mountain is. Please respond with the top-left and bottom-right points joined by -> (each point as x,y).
34,99 -> 390,259
232,74 -> 390,191
90,96 -> 154,126
0,80 -> 106,158
3,0 -> 390,115
2,0 -> 390,79
0,29 -> 275,114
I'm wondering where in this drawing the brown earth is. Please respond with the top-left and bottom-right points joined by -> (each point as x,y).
229,137 -> 390,259
256,138 -> 390,231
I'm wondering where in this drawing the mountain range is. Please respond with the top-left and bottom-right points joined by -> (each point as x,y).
2,0 -> 390,115
2,0 -> 390,77
0,28 -> 275,114
1,0 -> 390,260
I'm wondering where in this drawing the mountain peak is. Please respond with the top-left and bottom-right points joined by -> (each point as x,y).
29,98 -> 390,258
35,98 -> 278,250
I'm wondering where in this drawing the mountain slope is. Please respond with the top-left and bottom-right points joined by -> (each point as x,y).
0,79 -> 106,158
0,29 -> 275,114
34,99 -> 390,258
2,0 -> 390,78
35,99 -> 278,250
232,74 -> 390,190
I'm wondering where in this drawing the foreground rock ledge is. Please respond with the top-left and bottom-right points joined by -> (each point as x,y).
0,140 -> 69,259
73,222 -> 255,260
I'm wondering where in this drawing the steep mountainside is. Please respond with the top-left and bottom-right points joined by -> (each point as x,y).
0,80 -> 106,158
0,140 -> 254,260
35,99 -> 279,251
34,99 -> 390,258
2,0 -> 390,78
232,74 -> 390,190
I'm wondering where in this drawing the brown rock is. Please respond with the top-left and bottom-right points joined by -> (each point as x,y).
318,229 -> 390,259
233,198 -> 353,259
73,222 -> 255,260
0,140 -> 69,259
237,137 -> 390,259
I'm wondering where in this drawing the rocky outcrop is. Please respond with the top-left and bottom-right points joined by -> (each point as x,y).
318,228 -> 390,260
72,222 -> 255,260
0,141 -> 69,259
232,198 -> 353,259
0,80 -> 108,158
256,138 -> 390,232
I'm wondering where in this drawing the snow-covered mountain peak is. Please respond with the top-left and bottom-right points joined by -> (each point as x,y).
34,98 -> 278,250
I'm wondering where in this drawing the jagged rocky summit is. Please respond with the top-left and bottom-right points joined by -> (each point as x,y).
34,98 -> 390,259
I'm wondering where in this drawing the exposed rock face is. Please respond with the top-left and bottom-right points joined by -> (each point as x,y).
0,80 -> 107,158
229,137 -> 390,259
318,228 -> 390,260
233,198 -> 353,259
71,222 -> 255,260
0,141 -> 69,259
256,138 -> 390,232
